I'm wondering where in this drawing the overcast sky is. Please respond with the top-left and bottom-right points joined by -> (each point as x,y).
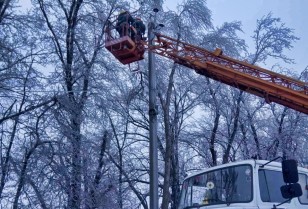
19,0 -> 307,74
164,0 -> 308,74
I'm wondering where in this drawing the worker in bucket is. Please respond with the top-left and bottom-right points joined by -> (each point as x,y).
116,10 -> 135,37
132,17 -> 146,41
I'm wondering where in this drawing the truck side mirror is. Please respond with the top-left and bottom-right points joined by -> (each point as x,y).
280,183 -> 303,199
282,159 -> 299,183
273,159 -> 303,209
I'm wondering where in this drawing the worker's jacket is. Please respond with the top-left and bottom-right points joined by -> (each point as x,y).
133,20 -> 146,35
117,12 -> 134,26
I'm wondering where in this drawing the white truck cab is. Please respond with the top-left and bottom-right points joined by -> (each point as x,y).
178,159 -> 308,209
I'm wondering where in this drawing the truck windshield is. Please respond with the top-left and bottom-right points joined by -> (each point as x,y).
178,165 -> 253,209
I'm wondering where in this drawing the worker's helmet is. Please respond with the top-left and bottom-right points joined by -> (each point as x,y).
119,10 -> 128,14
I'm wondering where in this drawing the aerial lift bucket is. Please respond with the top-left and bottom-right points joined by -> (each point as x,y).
105,35 -> 145,65
104,18 -> 145,65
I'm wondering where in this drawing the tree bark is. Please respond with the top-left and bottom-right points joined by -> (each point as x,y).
13,141 -> 50,209
222,91 -> 242,164
0,117 -> 18,198
0,0 -> 11,24
160,63 -> 176,209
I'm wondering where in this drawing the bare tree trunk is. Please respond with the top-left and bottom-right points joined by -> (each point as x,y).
109,155 -> 149,209
0,117 -> 18,198
268,107 -> 287,158
161,117 -> 172,209
13,141 -> 50,209
206,78 -> 220,166
70,118 -> 82,209
39,0 -> 86,208
160,63 -> 176,209
222,91 -> 242,164
89,131 -> 109,209
0,0 -> 11,23
170,152 -> 180,209
249,115 -> 262,159
170,107 -> 180,209
240,123 -> 250,159
28,179 -> 48,209
210,112 -> 220,166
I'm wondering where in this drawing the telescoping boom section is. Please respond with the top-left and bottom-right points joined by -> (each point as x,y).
105,29 -> 308,114
149,33 -> 308,114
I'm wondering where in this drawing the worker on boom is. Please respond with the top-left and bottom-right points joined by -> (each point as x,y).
132,17 -> 146,41
116,10 -> 135,37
